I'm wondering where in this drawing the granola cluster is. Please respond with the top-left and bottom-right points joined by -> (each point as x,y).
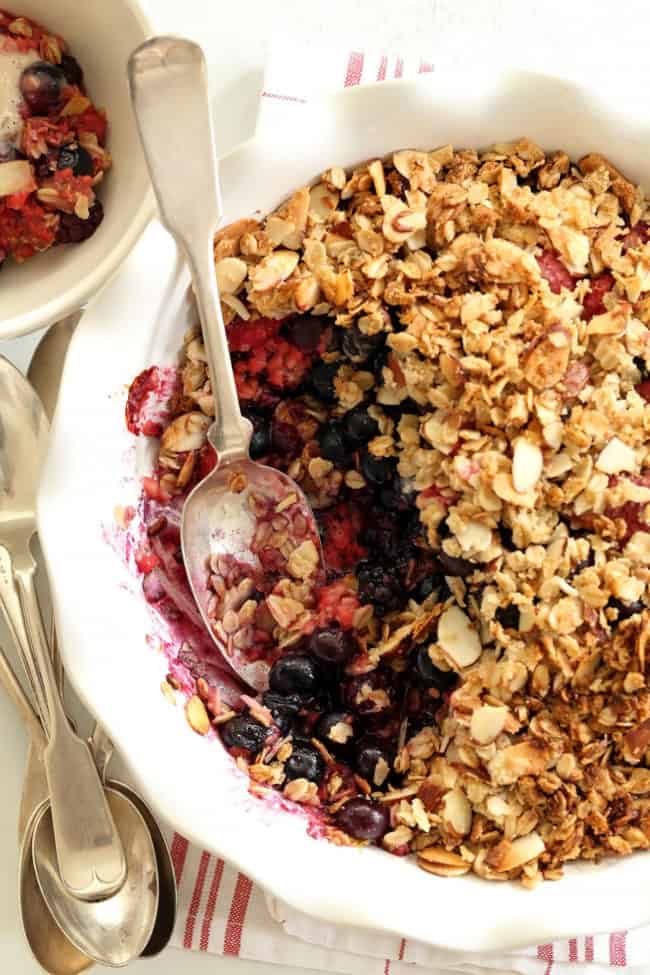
137,138 -> 650,886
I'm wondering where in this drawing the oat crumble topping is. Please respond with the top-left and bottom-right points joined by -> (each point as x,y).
130,138 -> 650,886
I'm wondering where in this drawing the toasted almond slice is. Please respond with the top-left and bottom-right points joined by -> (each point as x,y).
215,257 -> 247,294
161,412 -> 210,452
624,531 -> 650,564
186,695 -> 210,735
309,182 -> 340,221
437,605 -> 482,668
417,859 -> 471,878
417,846 -> 468,867
470,705 -> 508,745
596,436 -> 636,475
249,250 -> 299,291
512,438 -> 543,493
441,787 -> 472,836
486,832 -> 545,872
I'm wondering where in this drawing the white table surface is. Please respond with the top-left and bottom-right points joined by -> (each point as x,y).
1,0 -> 647,971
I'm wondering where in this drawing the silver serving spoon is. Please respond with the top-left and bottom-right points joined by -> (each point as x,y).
128,36 -> 325,691
0,356 -> 126,901
32,788 -> 158,967
27,315 -> 178,958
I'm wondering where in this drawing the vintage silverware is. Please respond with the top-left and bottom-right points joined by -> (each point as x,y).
129,37 -> 324,691
0,355 -> 126,901
25,315 -> 178,959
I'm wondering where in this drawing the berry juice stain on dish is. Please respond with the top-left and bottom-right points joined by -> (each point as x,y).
0,10 -> 110,266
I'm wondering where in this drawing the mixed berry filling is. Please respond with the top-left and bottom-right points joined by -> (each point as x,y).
0,10 -> 110,266
127,140 -> 650,884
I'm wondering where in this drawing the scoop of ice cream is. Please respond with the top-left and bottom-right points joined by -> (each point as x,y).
0,50 -> 37,159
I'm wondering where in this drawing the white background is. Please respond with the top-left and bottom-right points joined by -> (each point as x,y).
0,0 -> 646,971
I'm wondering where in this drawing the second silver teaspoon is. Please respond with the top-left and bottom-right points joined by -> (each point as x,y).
128,37 -> 325,691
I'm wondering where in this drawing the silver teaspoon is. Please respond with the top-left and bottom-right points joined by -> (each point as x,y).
128,37 -> 325,691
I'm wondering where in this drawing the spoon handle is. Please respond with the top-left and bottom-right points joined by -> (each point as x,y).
128,36 -> 251,463
11,546 -> 127,902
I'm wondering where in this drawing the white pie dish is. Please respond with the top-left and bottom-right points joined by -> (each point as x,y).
38,68 -> 650,952
0,0 -> 153,339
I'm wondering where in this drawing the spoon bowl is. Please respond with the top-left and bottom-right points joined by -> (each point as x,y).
129,37 -> 325,692
32,787 -> 159,967
182,458 -> 323,690
20,803 -> 93,975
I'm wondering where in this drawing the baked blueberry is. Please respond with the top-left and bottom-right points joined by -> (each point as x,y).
284,743 -> 325,783
221,715 -> 270,753
308,626 -> 355,664
269,654 -> 321,696
343,406 -> 379,448
335,798 -> 389,841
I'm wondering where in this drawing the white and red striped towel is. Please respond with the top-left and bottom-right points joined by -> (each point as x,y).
165,45 -> 649,975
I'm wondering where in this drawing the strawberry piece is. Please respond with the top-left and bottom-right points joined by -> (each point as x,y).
321,503 -> 367,572
142,476 -> 171,503
125,366 -> 164,436
266,339 -> 311,390
582,272 -> 614,321
316,580 -> 360,630
227,317 -> 283,352
74,106 -> 107,143
537,250 -> 578,294
134,547 -> 160,575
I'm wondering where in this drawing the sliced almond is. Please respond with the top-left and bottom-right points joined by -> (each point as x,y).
624,531 -> 650,564
249,250 -> 299,291
455,520 -> 492,553
595,436 -> 636,475
437,605 -> 482,669
417,846 -> 471,877
309,183 -> 340,222
185,695 -> 210,735
441,787 -> 472,836
368,159 -> 386,197
470,705 -> 508,745
486,832 -> 545,872
383,204 -> 427,244
215,257 -> 247,294
512,438 -> 543,493
161,412 -> 210,452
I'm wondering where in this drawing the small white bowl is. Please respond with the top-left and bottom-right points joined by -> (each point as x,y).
0,0 -> 153,339
39,69 -> 650,952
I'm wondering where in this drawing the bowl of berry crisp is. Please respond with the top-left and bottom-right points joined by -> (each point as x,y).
0,0 -> 152,338
38,67 -> 650,951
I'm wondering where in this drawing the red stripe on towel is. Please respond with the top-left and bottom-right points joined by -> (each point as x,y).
568,938 -> 578,962
170,832 -> 189,884
585,936 -> 595,962
537,943 -> 554,975
199,858 -> 225,952
223,873 -> 254,956
344,52 -> 364,87
610,932 -> 627,967
377,55 -> 388,81
394,57 -> 404,78
183,851 -> 211,949
418,59 -> 434,73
